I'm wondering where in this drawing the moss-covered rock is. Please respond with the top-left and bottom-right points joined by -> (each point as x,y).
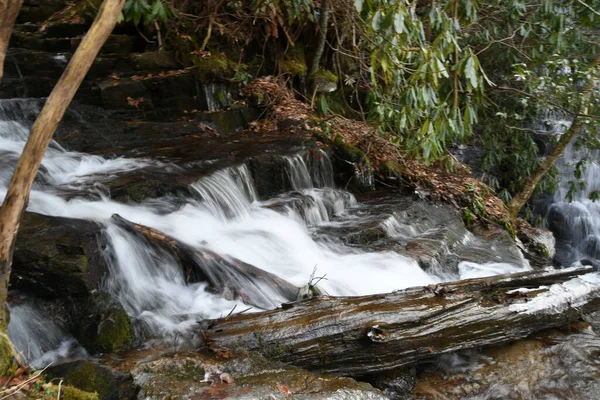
0,334 -> 15,376
11,212 -> 107,298
60,386 -> 100,400
192,51 -> 243,80
311,69 -> 339,93
47,360 -> 136,400
95,308 -> 133,353
281,45 -> 307,76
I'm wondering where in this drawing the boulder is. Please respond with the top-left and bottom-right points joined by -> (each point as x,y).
47,360 -> 137,400
11,212 -> 107,297
130,350 -> 386,400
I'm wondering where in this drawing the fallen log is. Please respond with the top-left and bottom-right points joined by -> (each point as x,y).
202,265 -> 600,376
110,214 -> 299,309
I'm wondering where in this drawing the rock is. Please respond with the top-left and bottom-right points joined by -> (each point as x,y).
10,213 -> 134,354
47,360 -> 137,400
70,34 -> 135,56
133,51 -> 180,71
11,212 -> 107,298
130,350 -> 387,400
414,328 -> 600,400
97,79 -> 151,110
516,220 -> 555,268
366,367 -> 416,400
17,0 -> 69,23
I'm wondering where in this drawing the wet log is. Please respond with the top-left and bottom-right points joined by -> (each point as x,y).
110,214 -> 299,309
202,265 -> 600,376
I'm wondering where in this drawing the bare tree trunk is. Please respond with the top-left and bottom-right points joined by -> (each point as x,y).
507,118 -> 582,218
309,0 -> 330,78
0,0 -> 125,375
507,57 -> 599,218
203,265 -> 599,376
0,0 -> 23,83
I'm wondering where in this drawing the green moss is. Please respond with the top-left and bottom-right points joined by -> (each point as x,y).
60,386 -> 99,400
281,45 -> 307,76
95,308 -> 133,353
381,159 -> 404,178
192,51 -> 244,80
65,363 -> 115,399
333,135 -> 365,163
0,334 -> 15,376
311,69 -> 339,83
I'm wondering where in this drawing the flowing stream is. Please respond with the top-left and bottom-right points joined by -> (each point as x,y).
1,99 -> 531,367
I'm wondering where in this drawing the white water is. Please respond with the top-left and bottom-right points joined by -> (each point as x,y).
1,99 -> 530,357
7,299 -> 87,369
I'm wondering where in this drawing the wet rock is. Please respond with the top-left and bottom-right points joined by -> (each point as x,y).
97,79 -> 151,110
130,350 -> 387,400
47,360 -> 137,400
133,51 -> 180,71
516,220 -> 555,268
414,328 -> 600,400
73,34 -> 134,57
17,0 -> 70,23
366,367 -> 416,400
11,212 -> 107,298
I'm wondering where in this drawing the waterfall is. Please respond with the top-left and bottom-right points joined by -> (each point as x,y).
8,299 -> 87,369
1,98 -> 532,350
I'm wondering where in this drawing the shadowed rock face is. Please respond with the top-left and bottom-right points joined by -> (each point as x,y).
11,212 -> 107,297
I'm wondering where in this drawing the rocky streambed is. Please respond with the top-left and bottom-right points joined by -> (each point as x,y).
3,5 -> 600,399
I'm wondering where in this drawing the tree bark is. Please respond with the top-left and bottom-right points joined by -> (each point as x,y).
507,118 -> 582,218
309,0 -> 330,78
202,265 -> 600,376
0,0 -> 125,375
0,0 -> 23,83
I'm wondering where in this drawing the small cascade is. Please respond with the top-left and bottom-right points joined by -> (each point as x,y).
547,142 -> 600,266
198,83 -> 232,112
189,165 -> 257,220
8,299 -> 87,369
277,150 -> 357,225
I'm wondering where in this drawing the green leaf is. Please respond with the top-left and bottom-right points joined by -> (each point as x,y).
354,0 -> 363,13
464,55 -> 478,88
394,11 -> 405,33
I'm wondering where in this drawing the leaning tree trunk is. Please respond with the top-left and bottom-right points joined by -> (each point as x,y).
0,0 -> 125,375
202,265 -> 600,376
507,118 -> 583,218
507,57 -> 600,218
0,0 -> 24,82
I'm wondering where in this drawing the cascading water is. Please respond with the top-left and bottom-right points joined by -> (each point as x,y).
1,98 -> 531,362
7,298 -> 87,369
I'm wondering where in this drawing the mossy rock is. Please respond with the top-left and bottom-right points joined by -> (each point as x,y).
95,307 -> 133,353
281,44 -> 307,76
311,69 -> 339,93
0,334 -> 15,377
192,51 -> 244,80
60,386 -> 99,400
47,360 -> 136,400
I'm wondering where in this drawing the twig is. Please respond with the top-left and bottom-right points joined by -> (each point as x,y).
576,0 -> 600,17
224,304 -> 237,320
56,379 -> 63,400
0,363 -> 53,400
